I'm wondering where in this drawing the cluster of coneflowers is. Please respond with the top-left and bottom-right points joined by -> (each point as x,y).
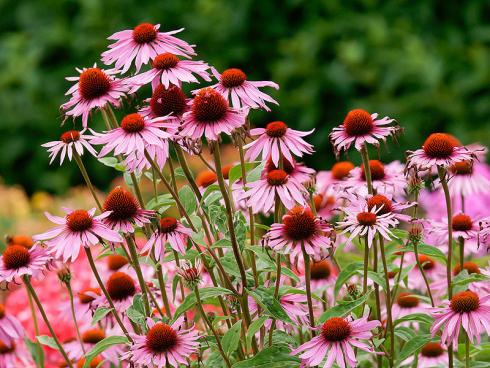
0,22 -> 489,368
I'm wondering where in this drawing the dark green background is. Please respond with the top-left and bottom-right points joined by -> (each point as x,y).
1,0 -> 490,194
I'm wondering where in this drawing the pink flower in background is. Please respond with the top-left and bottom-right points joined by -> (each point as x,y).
124,143 -> 170,174
0,245 -> 51,284
343,192 -> 414,223
34,208 -> 122,262
102,23 -> 195,73
0,339 -> 33,367
445,160 -> 490,197
391,292 -> 431,325
42,129 -> 97,165
123,317 -> 199,368
244,121 -> 314,167
291,315 -> 381,368
403,342 -> 448,367
128,53 -> 210,91
262,157 -> 315,184
316,161 -> 355,191
242,169 -> 306,214
265,206 -> 334,260
329,109 -> 398,156
210,67 -> 279,111
65,327 -> 122,365
61,65 -> 128,127
180,87 -> 246,141
93,271 -> 140,315
141,217 -> 192,259
430,290 -> 490,345
0,305 -> 24,343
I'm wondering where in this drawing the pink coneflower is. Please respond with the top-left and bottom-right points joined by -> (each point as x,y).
262,157 -> 315,184
42,129 -> 97,165
244,121 -> 314,167
430,290 -> 490,345
0,339 -> 33,367
124,143 -> 170,174
342,160 -> 407,199
264,206 -> 334,260
427,213 -> 480,253
91,113 -> 172,157
33,208 -> 123,262
0,245 -> 51,284
291,315 -> 381,368
61,287 -> 101,327
141,217 -> 192,260
311,190 -> 338,220
445,160 -> 490,197
403,254 -> 444,291
139,84 -> 189,128
402,342 -> 448,367
392,292 -> 430,323
93,271 -> 140,315
102,23 -> 195,73
345,193 -> 414,223
329,109 -> 398,156
65,328 -> 121,364
337,202 -> 399,248
243,169 -> 307,214
0,305 -> 24,343
123,317 -> 199,368
316,161 -> 355,191
195,170 -> 218,189
180,87 -> 246,141
406,133 -> 477,171
210,67 -> 279,111
102,187 -> 154,233
453,262 -> 490,295
307,259 -> 338,292
62,65 -> 128,127
128,53 -> 210,92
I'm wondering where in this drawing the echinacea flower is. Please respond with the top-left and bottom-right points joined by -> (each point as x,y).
316,161 -> 355,191
291,315 -> 381,368
242,169 -> 307,214
91,113 -> 173,157
33,208 -> 123,262
446,160 -> 490,197
59,287 -> 101,327
195,170 -> 217,189
0,305 -> 24,343
102,187 -> 154,233
345,192 -> 414,223
0,245 -> 51,284
65,328 -> 121,364
306,259 -> 338,292
123,144 -> 170,174
42,129 -> 97,165
122,317 -> 199,368
329,109 -> 398,156
177,260 -> 202,288
264,206 -> 334,260
93,271 -> 140,315
102,23 -> 195,73
62,65 -> 129,127
0,339 -> 33,367
406,133 -> 477,171
128,53 -> 210,92
262,157 -> 315,184
406,254 -> 444,291
391,292 -> 431,324
430,290 -> 490,345
427,213 -> 480,253
141,217 -> 192,260
337,202 -> 399,248
210,67 -> 279,111
402,342 -> 448,368
244,121 -> 314,167
180,87 -> 246,141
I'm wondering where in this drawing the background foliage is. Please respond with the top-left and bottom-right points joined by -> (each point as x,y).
1,0 -> 490,194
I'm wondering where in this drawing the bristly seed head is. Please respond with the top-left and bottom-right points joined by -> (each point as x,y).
150,84 -> 187,117
6,234 -> 34,249
60,130 -> 80,143
361,160 -> 385,181
78,68 -> 111,101
423,133 -> 458,158
310,260 -> 332,280
196,170 -> 218,188
421,342 -> 444,357
106,272 -> 136,301
103,187 -> 140,221
331,161 -> 354,180
132,23 -> 157,44
192,87 -> 228,122
107,254 -> 129,271
221,68 -> 247,88
450,290 -> 479,313
343,109 -> 373,136
321,317 -> 351,342
82,328 -> 105,344
3,245 -> 30,270
450,160 -> 473,175
265,121 -> 288,138
451,213 -> 473,231
396,292 -> 420,308
152,53 -> 180,70
283,206 -> 317,241
367,194 -> 393,215
356,212 -> 377,226
159,217 -> 178,233
453,261 -> 481,275
66,209 -> 93,232
146,323 -> 178,353
121,113 -> 146,133
266,169 -> 288,186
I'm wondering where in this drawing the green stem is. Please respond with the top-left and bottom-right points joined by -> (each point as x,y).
465,330 -> 470,368
156,265 -> 172,319
459,237 -> 465,269
66,282 -> 86,354
72,150 -> 103,212
360,145 -> 373,194
23,277 -> 74,368
125,236 -> 151,316
301,243 -> 316,336
413,241 -> 435,307
379,237 -> 394,367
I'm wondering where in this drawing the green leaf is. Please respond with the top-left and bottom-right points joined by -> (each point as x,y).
83,336 -> 129,368
248,287 -> 292,323
394,313 -> 433,326
232,346 -> 300,368
400,243 -> 447,264
318,291 -> 372,323
212,239 -> 232,248
25,337 -> 45,368
179,185 -> 197,214
228,162 -> 257,184
92,307 -> 112,326
146,193 -> 174,212
334,262 -> 363,296
222,320 -> 242,356
127,295 -> 145,325
397,334 -> 433,362
395,326 -> 417,342
452,270 -> 489,286
356,270 -> 386,289
98,157 -> 118,167
36,335 -> 59,350
246,162 -> 265,183
246,316 -> 268,351
173,287 -> 234,319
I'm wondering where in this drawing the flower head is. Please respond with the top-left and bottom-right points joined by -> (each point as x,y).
42,129 -> 97,165
263,157 -> 315,184
141,217 -> 192,260
244,121 -> 314,167
33,208 -> 122,262
210,67 -> 279,111
102,23 -> 195,73
329,109 -> 398,157
0,245 -> 51,284
0,305 -> 24,343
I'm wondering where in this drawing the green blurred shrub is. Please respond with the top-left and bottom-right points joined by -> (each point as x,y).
1,0 -> 489,193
